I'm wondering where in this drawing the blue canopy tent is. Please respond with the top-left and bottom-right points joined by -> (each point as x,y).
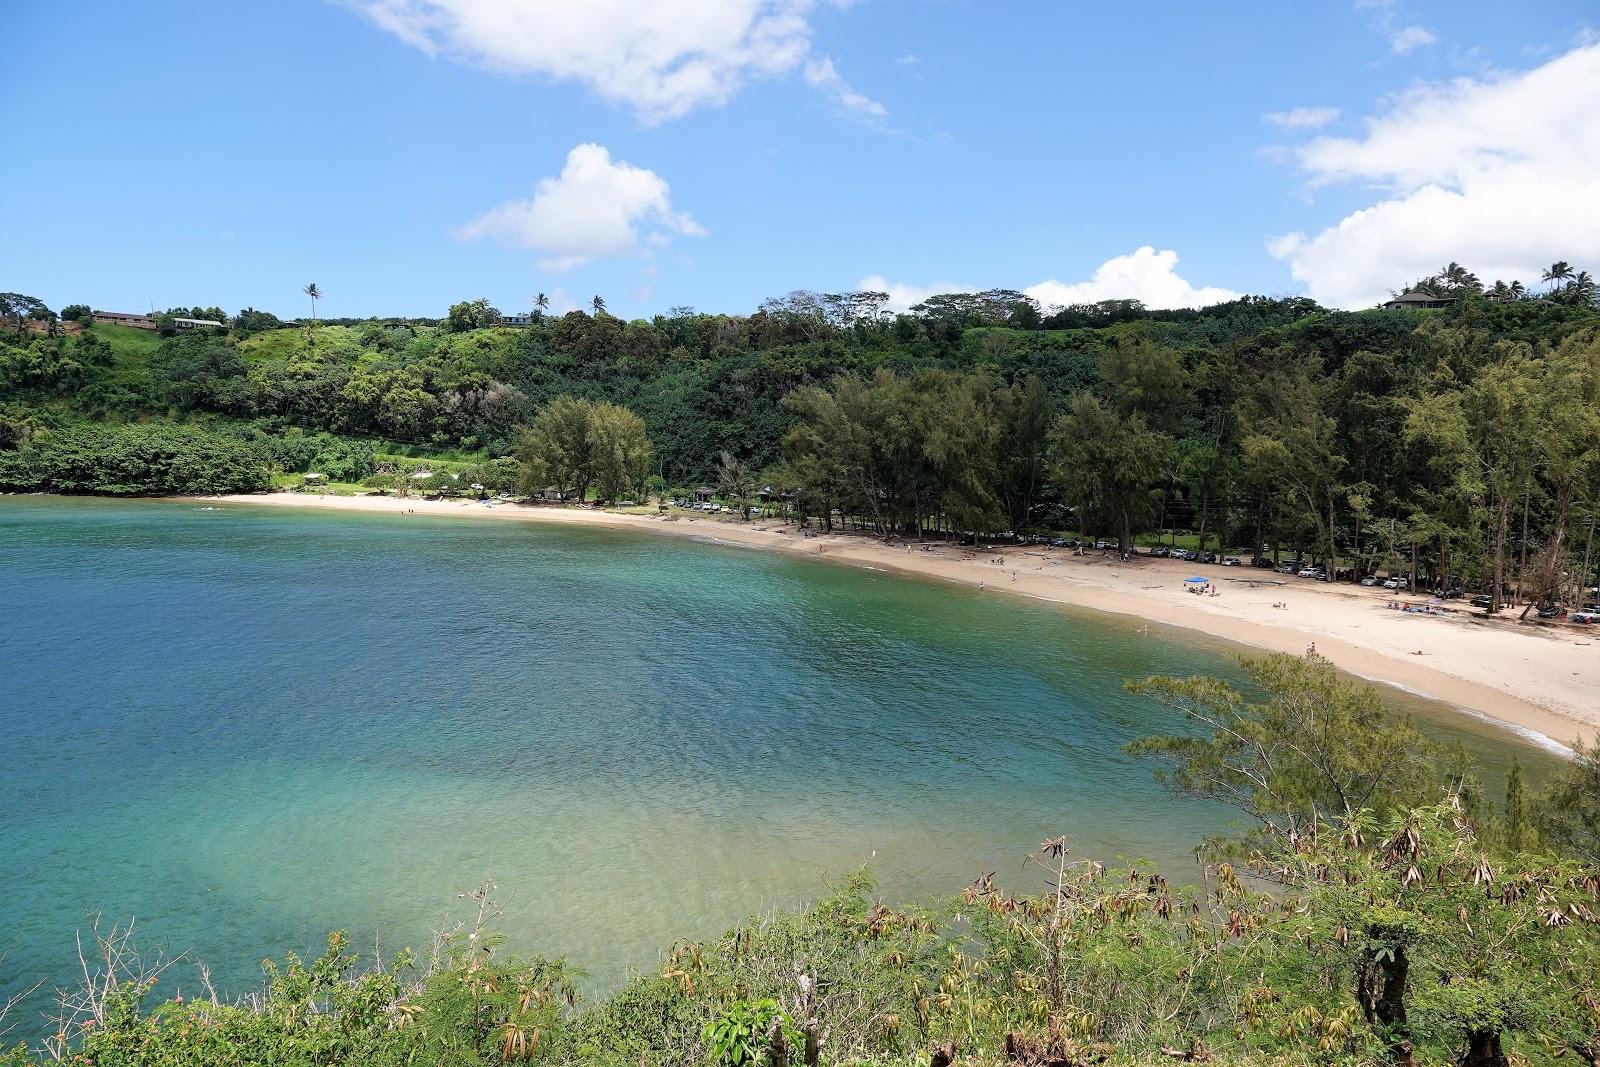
1184,576 -> 1207,584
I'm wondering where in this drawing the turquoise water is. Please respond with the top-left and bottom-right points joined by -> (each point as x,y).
0,497 -> 1553,1029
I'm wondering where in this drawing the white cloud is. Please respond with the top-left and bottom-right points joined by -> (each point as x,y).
1269,43 -> 1600,308
456,143 -> 703,271
803,55 -> 888,121
1024,247 -> 1241,310
895,53 -> 918,65
343,0 -> 882,124
1264,106 -> 1340,129
856,274 -> 972,313
860,248 -> 1239,315
1389,24 -> 1436,54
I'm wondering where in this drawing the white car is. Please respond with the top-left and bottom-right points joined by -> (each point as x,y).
1382,578 -> 1402,590
1297,567 -> 1321,578
1360,577 -> 1379,587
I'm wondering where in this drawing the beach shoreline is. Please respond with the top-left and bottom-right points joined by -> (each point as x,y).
196,491 -> 1598,750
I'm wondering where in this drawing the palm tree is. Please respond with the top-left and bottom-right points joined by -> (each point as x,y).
1488,280 -> 1511,302
1439,262 -> 1482,294
1541,261 -> 1575,294
1509,280 -> 1526,300
590,294 -> 606,316
303,282 -> 322,345
532,292 -> 549,320
1570,271 -> 1597,307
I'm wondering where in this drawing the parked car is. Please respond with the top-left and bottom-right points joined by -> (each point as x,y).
1222,556 -> 1242,566
1536,606 -> 1565,619
1471,594 -> 1494,609
1360,576 -> 1379,587
1382,578 -> 1402,590
1297,566 -> 1322,578
1570,611 -> 1599,624
1149,546 -> 1169,558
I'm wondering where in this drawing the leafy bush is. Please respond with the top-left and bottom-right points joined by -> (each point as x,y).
0,423 -> 270,495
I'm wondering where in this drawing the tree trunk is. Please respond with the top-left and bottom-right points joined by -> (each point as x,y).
765,1015 -> 790,1067
1492,496 -> 1509,612
1516,490 -> 1530,604
1358,943 -> 1410,1062
1581,519 -> 1596,607
1459,1029 -> 1508,1067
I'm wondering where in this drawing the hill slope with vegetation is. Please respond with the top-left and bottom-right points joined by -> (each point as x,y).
4,273 -> 1599,612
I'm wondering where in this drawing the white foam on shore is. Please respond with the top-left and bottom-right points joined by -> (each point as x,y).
1346,670 -> 1575,758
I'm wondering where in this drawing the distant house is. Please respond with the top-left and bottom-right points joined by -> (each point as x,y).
91,311 -> 157,330
1383,288 -> 1455,310
537,486 -> 576,502
499,314 -> 535,327
694,486 -> 716,502
173,317 -> 226,330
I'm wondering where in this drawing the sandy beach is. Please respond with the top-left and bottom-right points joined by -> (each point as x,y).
205,492 -> 1599,750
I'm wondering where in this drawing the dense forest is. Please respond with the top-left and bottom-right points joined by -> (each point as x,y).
3,269 -> 1599,612
2,653 -> 1598,1067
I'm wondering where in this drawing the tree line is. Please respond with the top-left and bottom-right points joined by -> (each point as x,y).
5,268 -> 1600,607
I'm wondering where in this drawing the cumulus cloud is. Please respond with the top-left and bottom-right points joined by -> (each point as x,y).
860,248 -> 1239,315
856,274 -> 972,314
343,0 -> 882,124
456,143 -> 703,271
1269,43 -> 1600,308
1024,247 -> 1241,310
1264,106 -> 1340,129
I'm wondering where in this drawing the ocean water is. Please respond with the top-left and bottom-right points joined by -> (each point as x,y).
0,497 -> 1555,1029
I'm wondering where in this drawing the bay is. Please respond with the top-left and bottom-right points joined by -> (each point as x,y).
0,497 -> 1554,1026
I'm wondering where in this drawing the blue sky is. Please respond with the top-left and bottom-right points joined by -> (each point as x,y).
4,1 -> 1598,319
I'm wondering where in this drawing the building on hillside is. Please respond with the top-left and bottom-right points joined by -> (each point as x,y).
173,317 -> 226,330
91,311 -> 158,329
1383,288 -> 1455,310
499,314 -> 535,327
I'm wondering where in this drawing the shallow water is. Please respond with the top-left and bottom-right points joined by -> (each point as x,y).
0,497 -> 1556,1028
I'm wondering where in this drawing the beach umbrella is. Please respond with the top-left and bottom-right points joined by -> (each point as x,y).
1184,576 -> 1207,584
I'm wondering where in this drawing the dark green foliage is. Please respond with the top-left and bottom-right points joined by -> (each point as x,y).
1126,652 -> 1446,841
5,288 -> 1598,594
0,423 -> 270,494
1535,740 -> 1600,865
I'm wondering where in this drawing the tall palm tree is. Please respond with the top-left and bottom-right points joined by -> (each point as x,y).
1541,261 -> 1575,294
1509,280 -> 1526,300
1488,280 -> 1511,302
303,282 -> 322,345
532,291 -> 549,320
1570,271 -> 1597,307
590,294 -> 606,316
